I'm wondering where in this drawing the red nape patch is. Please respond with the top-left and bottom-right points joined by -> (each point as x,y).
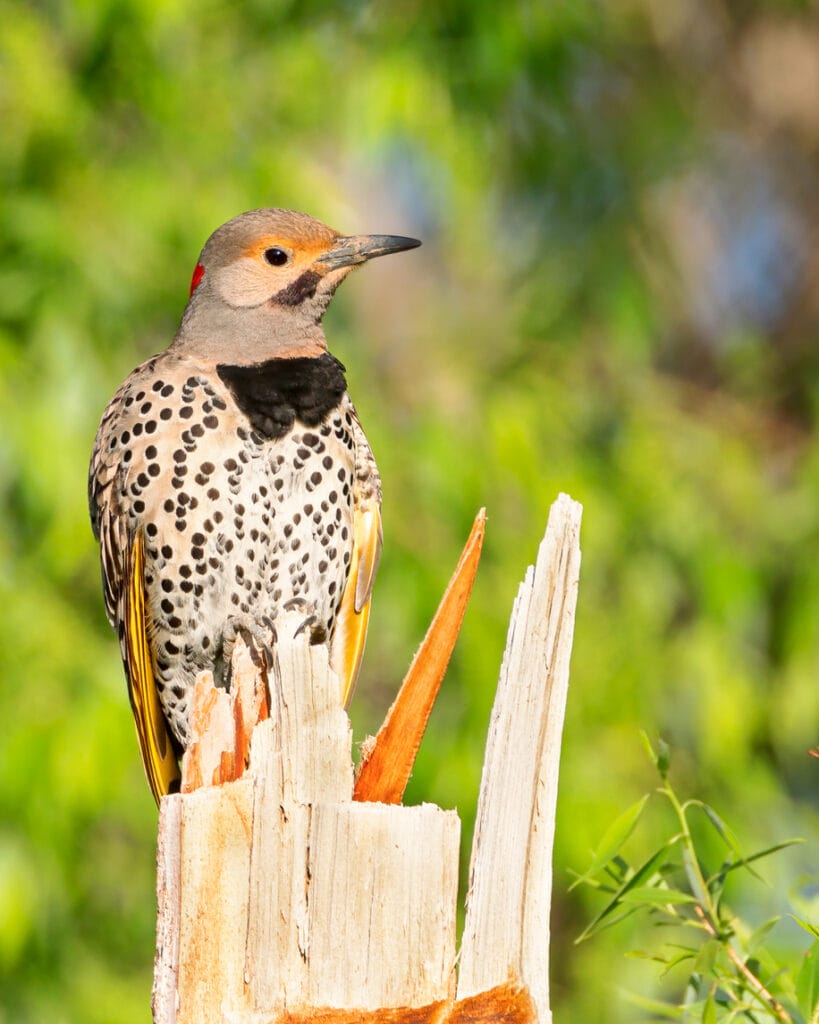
189,262 -> 205,297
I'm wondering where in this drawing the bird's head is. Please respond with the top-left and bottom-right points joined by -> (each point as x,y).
174,209 -> 421,362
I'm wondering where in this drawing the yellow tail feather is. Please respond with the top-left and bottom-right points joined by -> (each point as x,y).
125,534 -> 181,803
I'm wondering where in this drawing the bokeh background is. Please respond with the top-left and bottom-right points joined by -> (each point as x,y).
3,1 -> 819,1020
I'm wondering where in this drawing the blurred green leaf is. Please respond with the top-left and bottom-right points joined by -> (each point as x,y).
793,918 -> 819,942
620,990 -> 687,1019
695,802 -> 743,858
747,918 -> 781,957
797,942 -> 819,1024
694,939 -> 725,978
681,845 -> 711,912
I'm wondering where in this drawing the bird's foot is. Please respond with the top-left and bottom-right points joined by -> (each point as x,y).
283,599 -> 327,644
216,615 -> 276,690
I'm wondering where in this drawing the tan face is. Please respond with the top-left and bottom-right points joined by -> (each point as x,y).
187,209 -> 420,333
211,230 -> 341,309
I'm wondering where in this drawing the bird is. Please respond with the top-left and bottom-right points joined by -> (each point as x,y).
88,208 -> 421,803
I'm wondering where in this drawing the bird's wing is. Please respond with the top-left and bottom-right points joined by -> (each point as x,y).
89,358 -> 180,804
123,531 -> 181,803
330,405 -> 383,707
97,503 -> 180,804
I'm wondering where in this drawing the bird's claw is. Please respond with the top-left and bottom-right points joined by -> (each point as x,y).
217,615 -> 276,689
283,599 -> 326,643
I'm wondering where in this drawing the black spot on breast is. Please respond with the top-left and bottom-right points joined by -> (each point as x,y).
216,354 -> 347,441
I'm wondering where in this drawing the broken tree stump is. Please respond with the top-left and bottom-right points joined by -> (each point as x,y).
152,494 -> 582,1024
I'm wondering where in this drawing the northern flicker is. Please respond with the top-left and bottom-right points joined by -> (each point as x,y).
88,208 -> 420,802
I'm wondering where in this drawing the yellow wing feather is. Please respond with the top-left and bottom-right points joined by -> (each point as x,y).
124,533 -> 181,803
330,503 -> 382,707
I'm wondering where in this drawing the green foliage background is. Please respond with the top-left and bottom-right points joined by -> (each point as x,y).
2,1 -> 819,1020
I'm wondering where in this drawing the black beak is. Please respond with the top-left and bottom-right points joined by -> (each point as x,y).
317,234 -> 422,271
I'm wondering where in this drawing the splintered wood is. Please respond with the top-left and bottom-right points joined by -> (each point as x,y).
458,495 -> 582,1024
152,496 -> 582,1024
154,642 -> 459,1023
355,509 -> 486,804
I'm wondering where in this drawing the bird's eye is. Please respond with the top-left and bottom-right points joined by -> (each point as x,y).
264,247 -> 289,267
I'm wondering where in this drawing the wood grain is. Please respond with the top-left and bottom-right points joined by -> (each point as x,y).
457,494 -> 582,1024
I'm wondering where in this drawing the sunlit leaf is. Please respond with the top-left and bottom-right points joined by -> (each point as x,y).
797,942 -> 819,1022
576,840 -> 680,942
619,989 -> 687,1019
746,917 -> 780,956
660,951 -> 698,977
569,795 -> 649,890
694,939 -> 724,977
696,802 -> 742,857
681,845 -> 711,911
625,949 -> 674,964
619,886 -> 698,907
792,916 -> 819,941
576,906 -> 642,944
640,730 -> 658,769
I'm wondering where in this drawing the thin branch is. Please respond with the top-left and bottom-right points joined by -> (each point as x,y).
693,905 -> 792,1024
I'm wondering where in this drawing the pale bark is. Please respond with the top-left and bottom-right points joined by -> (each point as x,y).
457,494 -> 582,1024
153,642 -> 459,1024
152,495 -> 582,1024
